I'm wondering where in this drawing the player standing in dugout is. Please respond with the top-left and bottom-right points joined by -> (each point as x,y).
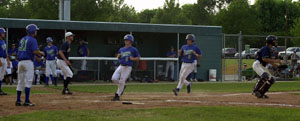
57,32 -> 75,95
173,34 -> 202,96
252,35 -> 282,98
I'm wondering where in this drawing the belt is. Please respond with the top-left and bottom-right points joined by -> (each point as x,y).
183,62 -> 193,64
19,58 -> 30,61
121,64 -> 129,66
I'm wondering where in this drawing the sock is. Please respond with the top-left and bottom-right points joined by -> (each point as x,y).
0,80 -> 2,90
34,75 -> 38,84
17,91 -> 22,102
25,87 -> 30,103
63,79 -> 67,89
66,77 -> 71,88
45,77 -> 49,85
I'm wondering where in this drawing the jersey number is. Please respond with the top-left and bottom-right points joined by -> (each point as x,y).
19,39 -> 28,51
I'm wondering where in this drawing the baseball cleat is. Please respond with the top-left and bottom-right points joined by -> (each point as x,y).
173,88 -> 179,96
23,101 -> 35,107
0,90 -> 7,95
111,93 -> 120,101
252,91 -> 263,98
257,95 -> 269,99
62,88 -> 72,95
121,85 -> 126,96
187,83 -> 192,93
15,101 -> 23,106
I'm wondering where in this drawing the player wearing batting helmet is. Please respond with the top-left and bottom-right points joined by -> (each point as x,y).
173,34 -> 202,96
16,24 -> 43,107
44,37 -> 58,86
111,34 -> 141,101
0,28 -> 8,95
252,35 -> 281,98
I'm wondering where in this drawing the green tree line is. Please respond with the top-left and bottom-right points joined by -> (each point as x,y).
1,0 -> 300,46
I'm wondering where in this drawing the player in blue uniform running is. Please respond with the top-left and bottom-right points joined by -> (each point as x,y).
44,37 -> 58,86
111,34 -> 140,101
173,34 -> 202,96
16,24 -> 42,107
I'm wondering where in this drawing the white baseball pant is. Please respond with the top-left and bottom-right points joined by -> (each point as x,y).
34,70 -> 44,84
81,59 -> 87,71
0,58 -> 7,80
165,61 -> 174,79
111,65 -> 132,96
193,60 -> 197,73
46,60 -> 57,77
252,60 -> 273,80
17,60 -> 34,91
177,63 -> 194,89
56,59 -> 73,80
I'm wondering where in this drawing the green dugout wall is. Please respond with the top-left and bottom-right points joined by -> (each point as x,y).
0,18 -> 222,81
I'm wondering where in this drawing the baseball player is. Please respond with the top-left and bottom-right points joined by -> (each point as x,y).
16,24 -> 42,107
252,35 -> 281,98
33,55 -> 45,85
111,34 -> 140,101
57,32 -> 74,95
0,28 -> 8,95
165,46 -> 177,81
173,34 -> 202,96
77,40 -> 89,71
44,37 -> 58,86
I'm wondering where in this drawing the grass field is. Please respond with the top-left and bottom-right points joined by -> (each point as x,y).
1,81 -> 300,121
223,59 -> 255,74
1,106 -> 300,121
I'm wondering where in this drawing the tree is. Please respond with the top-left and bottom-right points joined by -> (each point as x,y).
71,0 -> 99,21
7,0 -> 30,18
151,0 -> 192,25
137,9 -> 157,23
26,0 -> 58,20
291,17 -> 300,46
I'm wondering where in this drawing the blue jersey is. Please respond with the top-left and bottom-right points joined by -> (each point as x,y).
180,44 -> 201,63
44,45 -> 58,60
0,40 -> 7,58
256,46 -> 271,67
8,48 -> 18,56
77,45 -> 88,57
58,42 -> 71,60
34,60 -> 44,69
167,51 -> 177,57
118,46 -> 140,67
17,36 -> 39,61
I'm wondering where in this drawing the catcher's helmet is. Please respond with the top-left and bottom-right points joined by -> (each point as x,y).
124,34 -> 134,43
186,34 -> 195,42
26,24 -> 39,34
266,35 -> 277,46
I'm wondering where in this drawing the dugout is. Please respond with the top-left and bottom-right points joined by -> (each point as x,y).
0,18 -> 222,81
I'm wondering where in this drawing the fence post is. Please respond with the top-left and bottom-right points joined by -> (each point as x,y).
97,60 -> 100,81
177,33 -> 180,81
6,28 -> 8,54
238,31 -> 243,81
222,34 -> 225,82
154,60 -> 156,80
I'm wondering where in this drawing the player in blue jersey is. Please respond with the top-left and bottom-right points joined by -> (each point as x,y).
77,40 -> 89,71
173,34 -> 202,96
111,34 -> 140,101
165,46 -> 177,81
16,24 -> 43,107
0,28 -> 8,95
44,37 -> 58,86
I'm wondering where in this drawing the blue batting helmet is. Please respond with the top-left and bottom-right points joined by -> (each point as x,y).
124,34 -> 134,43
26,24 -> 39,34
46,37 -> 53,43
0,28 -> 6,35
186,34 -> 195,42
266,35 -> 277,46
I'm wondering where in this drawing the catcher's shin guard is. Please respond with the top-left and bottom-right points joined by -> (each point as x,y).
253,72 -> 270,97
259,77 -> 275,96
